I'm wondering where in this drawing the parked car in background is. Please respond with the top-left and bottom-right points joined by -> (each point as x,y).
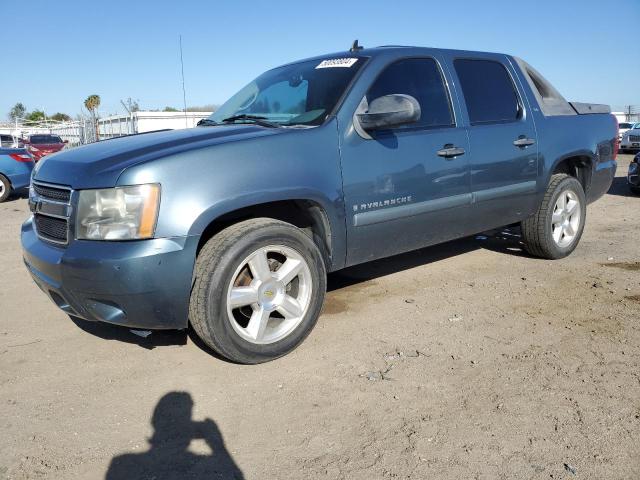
620,123 -> 640,153
0,134 -> 24,148
25,134 -> 67,161
22,45 -> 617,363
0,147 -> 34,202
628,153 -> 640,195
618,122 -> 635,140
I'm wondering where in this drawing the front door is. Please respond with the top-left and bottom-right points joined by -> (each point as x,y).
339,57 -> 471,266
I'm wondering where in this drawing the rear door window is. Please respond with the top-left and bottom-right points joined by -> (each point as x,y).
454,59 -> 520,125
366,58 -> 454,130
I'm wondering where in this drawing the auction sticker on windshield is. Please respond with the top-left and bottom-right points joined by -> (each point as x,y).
316,58 -> 359,69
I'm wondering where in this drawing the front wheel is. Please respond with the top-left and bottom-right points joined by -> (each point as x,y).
189,218 -> 326,364
521,174 -> 586,259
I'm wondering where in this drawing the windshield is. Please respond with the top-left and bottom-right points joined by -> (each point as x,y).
30,135 -> 62,144
619,123 -> 633,129
209,57 -> 366,127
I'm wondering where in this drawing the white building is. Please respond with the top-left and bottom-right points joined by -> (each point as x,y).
0,111 -> 212,146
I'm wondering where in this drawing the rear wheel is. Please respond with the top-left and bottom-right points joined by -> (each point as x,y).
521,174 -> 586,259
189,218 -> 326,364
0,175 -> 11,203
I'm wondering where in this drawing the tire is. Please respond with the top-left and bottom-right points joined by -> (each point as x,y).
0,175 -> 11,203
189,218 -> 327,364
521,174 -> 586,259
630,185 -> 640,195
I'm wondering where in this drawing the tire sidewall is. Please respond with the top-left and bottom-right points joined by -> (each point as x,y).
201,224 -> 326,363
544,177 -> 586,258
0,175 -> 10,202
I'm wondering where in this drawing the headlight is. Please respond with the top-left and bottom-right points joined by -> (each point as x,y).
76,184 -> 160,240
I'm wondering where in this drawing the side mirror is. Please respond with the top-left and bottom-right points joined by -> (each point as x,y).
63,140 -> 69,144
356,94 -> 421,131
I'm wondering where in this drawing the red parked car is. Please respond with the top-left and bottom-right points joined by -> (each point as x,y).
24,134 -> 67,161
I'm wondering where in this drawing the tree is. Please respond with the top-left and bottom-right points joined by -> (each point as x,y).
84,94 -> 101,141
9,102 -> 26,121
163,106 -> 179,112
26,110 -> 45,122
129,99 -> 140,112
50,112 -> 71,122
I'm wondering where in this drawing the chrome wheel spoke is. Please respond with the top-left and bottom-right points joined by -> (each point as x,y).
274,258 -> 303,285
551,188 -> 581,248
276,295 -> 303,319
229,286 -> 259,308
227,244 -> 313,345
246,307 -> 271,341
247,249 -> 272,282
564,222 -> 576,236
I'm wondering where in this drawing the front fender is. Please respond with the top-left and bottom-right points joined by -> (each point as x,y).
188,188 -> 345,270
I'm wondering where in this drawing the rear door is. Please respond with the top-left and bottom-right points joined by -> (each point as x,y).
447,55 -> 539,232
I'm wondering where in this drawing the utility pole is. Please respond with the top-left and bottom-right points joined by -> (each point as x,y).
179,34 -> 188,128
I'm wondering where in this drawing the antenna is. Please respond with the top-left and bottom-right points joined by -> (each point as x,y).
179,34 -> 188,128
350,39 -> 363,52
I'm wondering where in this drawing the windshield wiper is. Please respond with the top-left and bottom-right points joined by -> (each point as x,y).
197,118 -> 219,127
221,114 -> 282,128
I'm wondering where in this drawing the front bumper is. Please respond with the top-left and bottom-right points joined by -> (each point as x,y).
620,141 -> 640,151
21,217 -> 198,329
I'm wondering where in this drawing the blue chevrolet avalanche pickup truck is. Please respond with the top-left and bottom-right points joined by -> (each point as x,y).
22,45 -> 617,363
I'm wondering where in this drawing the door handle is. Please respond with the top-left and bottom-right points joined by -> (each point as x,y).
513,137 -> 536,148
436,144 -> 465,158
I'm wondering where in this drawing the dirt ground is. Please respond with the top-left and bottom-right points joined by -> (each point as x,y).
1,155 -> 638,480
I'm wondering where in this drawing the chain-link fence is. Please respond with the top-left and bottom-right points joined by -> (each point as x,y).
0,111 -> 211,147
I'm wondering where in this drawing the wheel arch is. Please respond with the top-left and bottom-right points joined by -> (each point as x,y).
548,151 -> 595,194
191,195 -> 340,272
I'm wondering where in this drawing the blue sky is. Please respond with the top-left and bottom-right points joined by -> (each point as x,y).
1,0 -> 638,119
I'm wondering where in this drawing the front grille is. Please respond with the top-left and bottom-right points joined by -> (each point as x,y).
32,181 -> 72,245
34,214 -> 68,243
33,183 -> 71,203
629,135 -> 640,142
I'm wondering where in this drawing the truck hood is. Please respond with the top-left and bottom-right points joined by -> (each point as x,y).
33,125 -> 282,188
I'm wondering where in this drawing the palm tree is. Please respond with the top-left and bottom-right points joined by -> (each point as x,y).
84,94 -> 101,141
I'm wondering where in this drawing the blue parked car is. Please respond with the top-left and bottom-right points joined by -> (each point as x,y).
0,147 -> 34,202
22,44 -> 617,363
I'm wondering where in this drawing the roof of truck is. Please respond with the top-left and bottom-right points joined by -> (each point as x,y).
275,44 -> 510,70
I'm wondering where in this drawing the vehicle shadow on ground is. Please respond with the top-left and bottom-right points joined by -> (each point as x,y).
328,226 -> 528,291
607,176 -> 636,197
70,228 -> 527,355
105,391 -> 245,480
70,316 -> 188,349
5,188 -> 29,203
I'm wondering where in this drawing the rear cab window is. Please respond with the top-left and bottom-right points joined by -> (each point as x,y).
366,57 -> 455,130
29,135 -> 62,144
454,59 -> 521,125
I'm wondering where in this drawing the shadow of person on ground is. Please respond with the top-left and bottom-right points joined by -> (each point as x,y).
105,392 -> 244,480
